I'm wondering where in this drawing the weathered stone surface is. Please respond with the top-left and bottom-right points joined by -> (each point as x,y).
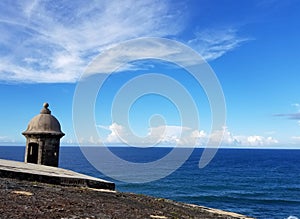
22,103 -> 64,167
0,159 -> 115,190
0,177 -> 254,219
23,103 -> 64,136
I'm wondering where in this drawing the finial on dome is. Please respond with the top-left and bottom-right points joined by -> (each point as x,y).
43,102 -> 49,108
40,102 -> 51,114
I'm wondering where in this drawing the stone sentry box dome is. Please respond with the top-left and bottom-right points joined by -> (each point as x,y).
22,103 -> 65,167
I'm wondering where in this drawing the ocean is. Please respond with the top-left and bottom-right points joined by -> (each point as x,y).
0,146 -> 299,219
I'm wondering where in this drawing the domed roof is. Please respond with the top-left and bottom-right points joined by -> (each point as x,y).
22,103 -> 65,137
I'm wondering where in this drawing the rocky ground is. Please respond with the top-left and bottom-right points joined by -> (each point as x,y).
0,177 -> 253,219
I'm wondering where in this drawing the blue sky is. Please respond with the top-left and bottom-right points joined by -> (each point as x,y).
0,0 -> 300,148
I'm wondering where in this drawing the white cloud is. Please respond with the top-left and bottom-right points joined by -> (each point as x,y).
292,103 -> 300,112
0,1 -> 250,83
211,127 -> 279,146
292,136 -> 300,141
209,126 -> 238,145
0,0 -> 185,83
22,0 -> 40,19
0,136 -> 15,143
106,123 -> 128,143
245,135 -> 278,146
76,135 -> 102,146
99,123 -> 278,147
62,138 -> 75,145
188,28 -> 250,61
149,125 -> 194,145
0,136 -> 7,140
190,126 -> 279,147
105,123 -> 187,145
88,135 -> 102,145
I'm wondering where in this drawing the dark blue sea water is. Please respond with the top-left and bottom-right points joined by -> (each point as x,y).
1,146 -> 299,219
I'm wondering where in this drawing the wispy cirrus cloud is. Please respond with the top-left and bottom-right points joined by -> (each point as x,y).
274,104 -> 300,127
0,1 -> 250,83
188,28 -> 250,61
274,113 -> 300,120
274,103 -> 300,120
0,0 -> 184,83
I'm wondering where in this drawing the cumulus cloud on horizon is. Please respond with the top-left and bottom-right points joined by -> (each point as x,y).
83,123 -> 278,147
0,135 -> 16,143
